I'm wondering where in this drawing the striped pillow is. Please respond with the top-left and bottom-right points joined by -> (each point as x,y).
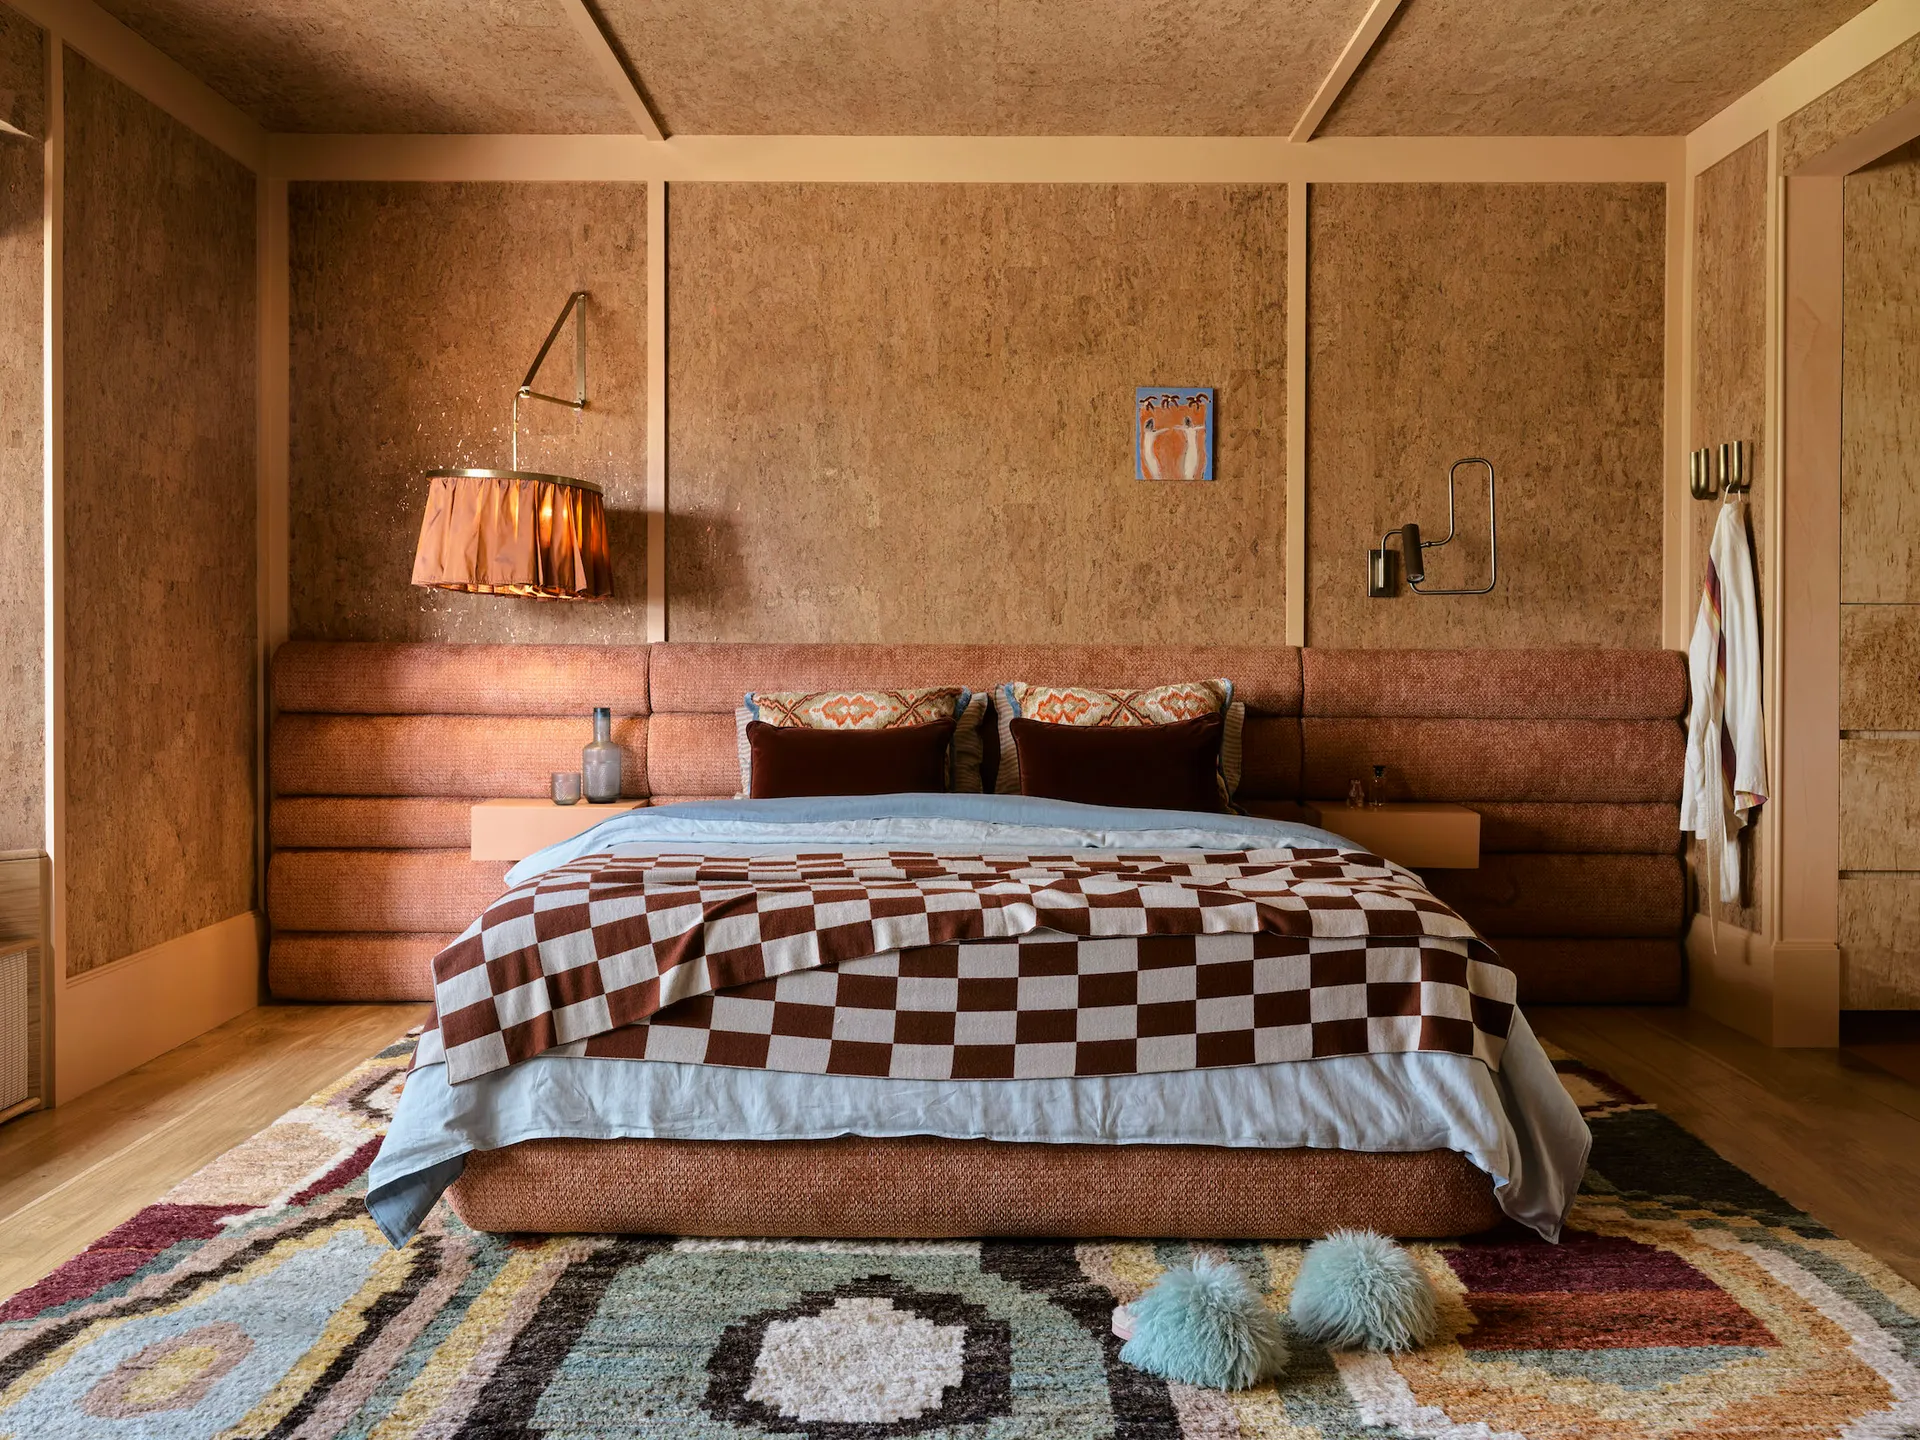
991,679 -> 1244,806
734,687 -> 988,796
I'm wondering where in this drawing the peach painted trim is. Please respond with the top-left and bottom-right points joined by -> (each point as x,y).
261,134 -> 1683,185
551,0 -> 665,141
1687,915 -> 1774,1043
1776,173 -> 1842,966
1794,96 -> 1920,176
1686,0 -> 1920,176
6,0 -> 266,170
41,41 -> 64,1046
53,912 -> 262,1104
1759,128 -> 1786,946
1690,915 -> 1839,1048
1288,0 -> 1409,144
1284,181 -> 1307,647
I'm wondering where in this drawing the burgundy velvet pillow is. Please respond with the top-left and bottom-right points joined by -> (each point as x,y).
746,719 -> 956,798
1008,713 -> 1226,813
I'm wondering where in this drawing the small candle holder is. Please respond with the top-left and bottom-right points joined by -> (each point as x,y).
551,771 -> 582,806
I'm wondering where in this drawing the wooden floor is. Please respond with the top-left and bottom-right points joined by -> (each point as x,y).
1531,1006 -> 1920,1286
0,1001 -> 1916,1300
0,1002 -> 425,1301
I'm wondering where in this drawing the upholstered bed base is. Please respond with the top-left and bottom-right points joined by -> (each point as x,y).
443,1136 -> 1506,1239
268,640 -> 1691,1005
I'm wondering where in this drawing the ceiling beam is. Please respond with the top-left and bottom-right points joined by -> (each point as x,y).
553,0 -> 666,141
266,133 -> 1683,185
1290,0 -> 1409,144
7,0 -> 268,169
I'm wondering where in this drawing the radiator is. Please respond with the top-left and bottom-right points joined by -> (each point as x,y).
0,851 -> 44,1121
0,944 -> 27,1112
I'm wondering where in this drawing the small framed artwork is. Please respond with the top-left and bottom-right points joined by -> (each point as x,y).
1136,387 -> 1215,481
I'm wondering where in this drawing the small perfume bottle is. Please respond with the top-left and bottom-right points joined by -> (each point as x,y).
1346,779 -> 1367,809
1369,764 -> 1388,808
583,707 -> 622,803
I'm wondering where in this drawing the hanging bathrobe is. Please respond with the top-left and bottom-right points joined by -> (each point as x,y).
1681,496 -> 1768,904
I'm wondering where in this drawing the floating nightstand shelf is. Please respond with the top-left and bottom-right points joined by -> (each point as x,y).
471,798 -> 642,862
1303,802 -> 1481,870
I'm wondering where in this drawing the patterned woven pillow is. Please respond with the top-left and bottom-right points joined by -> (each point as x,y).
734,687 -> 988,796
991,679 -> 1244,804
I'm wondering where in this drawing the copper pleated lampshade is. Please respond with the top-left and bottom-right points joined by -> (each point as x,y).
410,468 -> 612,600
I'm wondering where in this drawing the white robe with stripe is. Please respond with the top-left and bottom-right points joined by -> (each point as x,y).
1680,497 -> 1768,904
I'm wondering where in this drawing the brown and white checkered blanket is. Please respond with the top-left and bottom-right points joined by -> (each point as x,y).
421,848 -> 1515,1084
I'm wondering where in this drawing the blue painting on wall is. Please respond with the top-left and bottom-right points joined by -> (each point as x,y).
1135,387 -> 1215,481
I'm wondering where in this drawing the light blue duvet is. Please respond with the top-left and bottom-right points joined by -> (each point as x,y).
366,796 -> 1591,1245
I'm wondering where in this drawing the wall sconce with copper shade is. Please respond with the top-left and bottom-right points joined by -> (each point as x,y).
410,291 -> 613,600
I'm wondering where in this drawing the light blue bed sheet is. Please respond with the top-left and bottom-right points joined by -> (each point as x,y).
366,1012 -> 1587,1246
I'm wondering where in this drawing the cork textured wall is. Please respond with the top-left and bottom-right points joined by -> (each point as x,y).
595,0 -> 1367,136
1689,137 -> 1769,932
63,50 -> 256,976
1782,29 -> 1920,175
0,7 -> 42,856
667,184 -> 1287,644
1323,0 -> 1873,137
1839,137 -> 1920,1008
289,182 -> 647,642
1305,183 -> 1665,650
93,0 -> 635,134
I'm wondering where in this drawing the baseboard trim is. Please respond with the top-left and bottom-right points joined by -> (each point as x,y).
54,911 -> 263,1103
1687,915 -> 1840,1047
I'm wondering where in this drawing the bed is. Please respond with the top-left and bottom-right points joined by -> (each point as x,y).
366,794 -> 1591,1245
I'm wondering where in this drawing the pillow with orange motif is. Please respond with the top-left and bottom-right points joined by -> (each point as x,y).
733,687 -> 988,796
990,679 -> 1244,806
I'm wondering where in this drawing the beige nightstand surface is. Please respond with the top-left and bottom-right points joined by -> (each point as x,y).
471,799 -> 643,861
1303,802 -> 1480,870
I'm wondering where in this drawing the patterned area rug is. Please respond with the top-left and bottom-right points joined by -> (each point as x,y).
3,1039 -> 1917,1438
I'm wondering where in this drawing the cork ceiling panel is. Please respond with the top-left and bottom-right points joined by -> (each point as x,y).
1322,0 -> 1877,136
91,0 -> 636,133
593,0 -> 1371,135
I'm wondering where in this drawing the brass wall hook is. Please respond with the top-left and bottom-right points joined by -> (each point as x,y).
1691,441 -> 1749,499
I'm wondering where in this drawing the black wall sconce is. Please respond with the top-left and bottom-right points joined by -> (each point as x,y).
1367,457 -> 1499,598
1689,441 -> 1749,500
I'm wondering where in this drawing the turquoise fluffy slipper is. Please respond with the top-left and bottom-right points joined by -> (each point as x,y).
1114,1256 -> 1289,1391
1288,1229 -> 1440,1352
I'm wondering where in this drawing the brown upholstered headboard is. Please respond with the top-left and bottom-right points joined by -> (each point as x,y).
267,642 -> 1686,1005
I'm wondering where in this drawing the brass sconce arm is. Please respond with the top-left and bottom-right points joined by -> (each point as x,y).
510,290 -> 590,469
1367,458 -> 1499,598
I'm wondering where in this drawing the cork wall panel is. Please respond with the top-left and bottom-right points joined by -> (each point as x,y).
1840,877 -> 1920,1008
1841,139 -> 1920,604
1688,137 -> 1770,934
1782,30 -> 1920,175
92,0 -> 634,134
1841,606 -> 1920,729
1323,0 -> 1872,137
0,7 -> 41,855
1840,739 -> 1920,872
1305,183 -> 1665,650
668,184 -> 1286,644
597,0 -> 1368,136
289,182 -> 646,642
62,51 -> 256,975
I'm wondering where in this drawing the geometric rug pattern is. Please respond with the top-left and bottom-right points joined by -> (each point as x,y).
3,1037 -> 1918,1438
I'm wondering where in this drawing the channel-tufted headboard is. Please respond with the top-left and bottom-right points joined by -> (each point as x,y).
267,642 -> 1687,1005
